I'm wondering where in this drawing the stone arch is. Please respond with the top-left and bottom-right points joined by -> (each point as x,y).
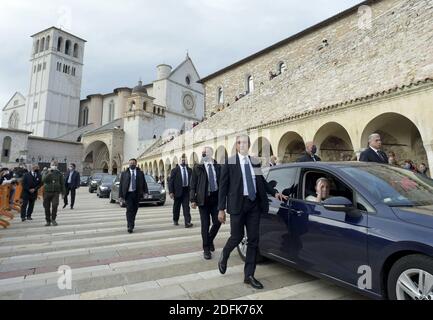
251,137 -> 274,164
190,152 -> 199,166
361,112 -> 428,167
1,136 -> 12,163
153,160 -> 159,177
8,111 -> 20,129
313,122 -> 355,161
278,131 -> 305,163
83,141 -> 111,174
215,146 -> 228,164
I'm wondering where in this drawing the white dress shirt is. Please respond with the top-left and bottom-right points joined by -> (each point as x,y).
129,168 -> 137,192
180,165 -> 189,186
204,160 -> 218,191
238,153 -> 256,196
67,170 -> 74,184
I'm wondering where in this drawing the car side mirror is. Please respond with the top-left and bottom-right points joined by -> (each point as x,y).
323,197 -> 354,212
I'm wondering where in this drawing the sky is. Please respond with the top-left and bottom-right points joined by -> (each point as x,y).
0,0 -> 362,118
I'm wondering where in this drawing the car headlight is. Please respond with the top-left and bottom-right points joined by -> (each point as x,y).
161,189 -> 166,194
100,186 -> 108,190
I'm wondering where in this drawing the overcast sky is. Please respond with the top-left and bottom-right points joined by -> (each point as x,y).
0,0 -> 362,114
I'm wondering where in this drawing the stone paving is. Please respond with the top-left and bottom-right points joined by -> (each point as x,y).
0,189 -> 366,300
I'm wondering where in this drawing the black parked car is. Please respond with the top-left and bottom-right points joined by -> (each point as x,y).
96,175 -> 116,198
88,173 -> 109,193
80,175 -> 91,186
110,174 -> 166,207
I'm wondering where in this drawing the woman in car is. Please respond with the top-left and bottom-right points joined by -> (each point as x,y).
306,177 -> 331,203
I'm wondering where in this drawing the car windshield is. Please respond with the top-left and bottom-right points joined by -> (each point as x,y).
92,174 -> 105,180
145,175 -> 156,183
101,175 -> 116,183
81,176 -> 89,181
341,165 -> 433,207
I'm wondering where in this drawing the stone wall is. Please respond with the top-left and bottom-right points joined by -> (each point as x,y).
202,0 -> 433,130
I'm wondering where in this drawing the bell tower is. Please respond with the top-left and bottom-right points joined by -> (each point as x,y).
24,27 -> 86,138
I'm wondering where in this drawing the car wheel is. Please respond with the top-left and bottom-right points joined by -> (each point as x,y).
388,254 -> 433,300
157,201 -> 165,206
109,192 -> 115,203
236,227 -> 265,263
89,189 -> 93,193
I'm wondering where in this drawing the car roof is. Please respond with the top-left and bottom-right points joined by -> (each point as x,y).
267,161 -> 390,171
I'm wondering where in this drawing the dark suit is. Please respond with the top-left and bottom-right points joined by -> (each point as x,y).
297,153 -> 321,162
359,147 -> 389,164
21,171 -> 42,219
169,165 -> 192,225
218,154 -> 277,278
190,161 -> 222,252
63,170 -> 81,208
119,168 -> 148,231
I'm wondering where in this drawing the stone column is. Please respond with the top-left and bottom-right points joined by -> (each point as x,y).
423,144 -> 433,174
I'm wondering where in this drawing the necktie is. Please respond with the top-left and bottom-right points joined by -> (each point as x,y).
182,166 -> 187,187
208,164 -> 217,192
131,170 -> 136,191
377,151 -> 385,162
244,157 -> 256,201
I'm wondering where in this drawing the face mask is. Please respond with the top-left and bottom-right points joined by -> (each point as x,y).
51,166 -> 57,170
404,164 -> 411,169
34,169 -> 39,173
311,146 -> 317,154
69,167 -> 74,171
129,165 -> 136,170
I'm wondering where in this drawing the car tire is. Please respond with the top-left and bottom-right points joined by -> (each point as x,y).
387,254 -> 433,300
157,201 -> 165,206
236,228 -> 265,263
120,201 -> 126,208
89,189 -> 93,193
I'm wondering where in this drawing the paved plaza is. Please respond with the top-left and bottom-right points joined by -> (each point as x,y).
0,189 -> 366,300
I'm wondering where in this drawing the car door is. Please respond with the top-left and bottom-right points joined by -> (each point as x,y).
289,168 -> 369,286
259,166 -> 299,262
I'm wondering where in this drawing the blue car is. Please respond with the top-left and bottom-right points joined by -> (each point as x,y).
236,162 -> 433,300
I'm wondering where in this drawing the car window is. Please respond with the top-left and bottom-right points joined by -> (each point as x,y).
342,166 -> 433,207
145,175 -> 156,183
266,167 -> 298,199
302,170 -> 354,204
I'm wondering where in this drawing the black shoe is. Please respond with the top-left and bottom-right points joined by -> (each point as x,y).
173,221 -> 179,226
63,203 -> 67,209
185,223 -> 193,228
45,222 -> 51,227
52,221 -> 58,226
21,218 -> 26,222
218,254 -> 227,274
26,217 -> 33,221
210,243 -> 215,252
70,207 -> 74,210
244,276 -> 264,289
204,251 -> 212,260
128,229 -> 133,234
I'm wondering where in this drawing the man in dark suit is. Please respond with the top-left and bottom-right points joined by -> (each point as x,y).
119,159 -> 148,233
297,142 -> 321,162
169,154 -> 193,228
63,163 -> 81,209
359,133 -> 389,164
190,147 -> 222,260
21,165 -> 42,221
218,134 -> 287,289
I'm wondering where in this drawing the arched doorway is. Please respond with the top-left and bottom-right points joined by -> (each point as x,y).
215,146 -> 228,164
278,132 -> 305,163
251,137 -> 274,165
314,122 -> 355,161
361,113 -> 428,167
83,141 -> 111,174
